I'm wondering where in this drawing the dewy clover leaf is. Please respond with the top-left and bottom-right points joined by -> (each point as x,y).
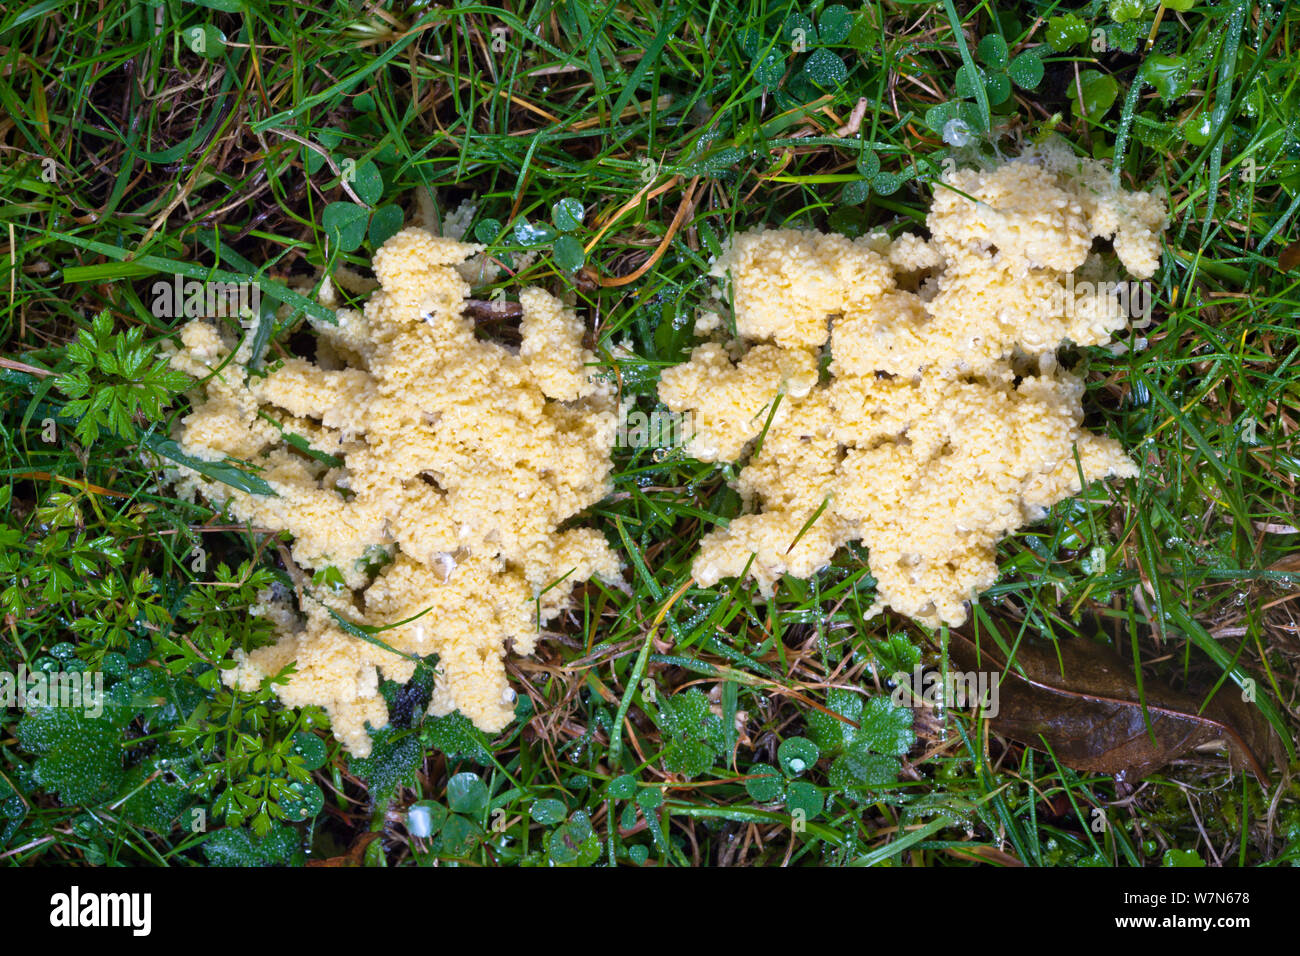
954,32 -> 1044,108
806,693 -> 916,794
654,687 -> 726,778
548,196 -> 587,272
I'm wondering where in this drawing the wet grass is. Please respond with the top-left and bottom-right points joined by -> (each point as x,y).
0,0 -> 1298,866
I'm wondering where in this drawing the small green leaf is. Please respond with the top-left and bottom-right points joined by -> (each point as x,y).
986,72 -> 1012,105
1183,111 -> 1213,146
977,34 -> 1008,71
407,800 -> 449,837
348,726 -> 422,804
513,218 -> 558,246
306,146 -> 326,175
439,814 -> 483,857
203,825 -> 299,866
120,773 -> 190,832
1008,50 -> 1045,90
1074,70 -> 1119,118
806,687 -> 863,752
311,565 -> 347,590
858,696 -> 915,757
19,708 -> 123,807
1162,848 -> 1206,867
1142,54 -> 1188,101
847,13 -> 880,51
607,774 -> 637,800
547,810 -> 600,866
349,159 -> 384,206
802,48 -> 847,88
280,780 -> 324,821
784,780 -> 823,820
663,738 -> 714,778
744,763 -> 785,802
292,732 -> 328,771
552,235 -> 586,272
322,201 -> 369,252
827,206 -> 870,238
550,197 -> 585,232
474,218 -> 503,244
1108,0 -> 1146,23
829,751 -> 900,791
874,634 -> 923,674
841,179 -> 872,205
817,4 -> 853,44
446,772 -> 489,815
1045,14 -> 1089,51
782,13 -> 815,45
369,204 -> 404,247
530,798 -> 567,825
956,62 -> 1006,102
656,688 -> 725,780
870,171 -> 901,196
754,52 -> 785,88
777,736 -> 820,776
954,101 -> 985,132
422,711 -> 492,764
101,653 -> 129,678
182,24 -> 226,59
925,100 -> 960,134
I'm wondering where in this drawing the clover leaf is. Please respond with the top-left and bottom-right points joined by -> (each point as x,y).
807,691 -> 915,796
1073,70 -> 1120,119
656,687 -> 726,779
546,810 -> 601,866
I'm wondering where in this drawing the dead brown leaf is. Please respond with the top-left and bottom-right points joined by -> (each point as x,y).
948,631 -> 1283,781
1278,239 -> 1300,272
304,831 -> 381,867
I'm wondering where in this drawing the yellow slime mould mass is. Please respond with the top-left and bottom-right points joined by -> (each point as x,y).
164,228 -> 621,756
659,140 -> 1166,627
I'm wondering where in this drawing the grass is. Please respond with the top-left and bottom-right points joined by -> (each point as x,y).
0,0 -> 1298,867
